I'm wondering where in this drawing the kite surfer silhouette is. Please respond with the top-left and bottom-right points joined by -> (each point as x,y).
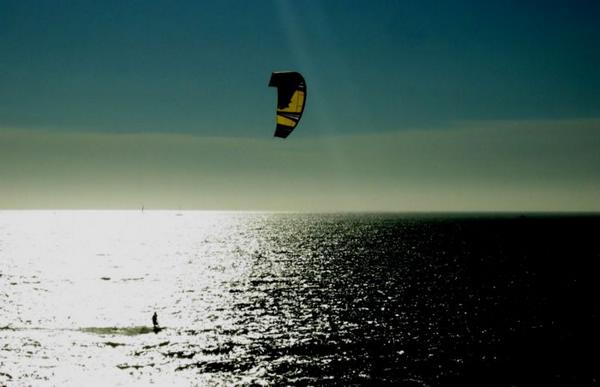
152,312 -> 160,333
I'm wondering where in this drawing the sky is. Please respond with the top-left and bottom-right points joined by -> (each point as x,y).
1,0 -> 599,211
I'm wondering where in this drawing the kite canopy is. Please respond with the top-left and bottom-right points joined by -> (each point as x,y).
268,71 -> 306,138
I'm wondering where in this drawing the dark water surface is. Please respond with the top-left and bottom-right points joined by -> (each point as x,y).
1,212 -> 599,385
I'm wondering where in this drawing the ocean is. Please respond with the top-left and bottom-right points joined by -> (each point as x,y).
0,211 -> 598,386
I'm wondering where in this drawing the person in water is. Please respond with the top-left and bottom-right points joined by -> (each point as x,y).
152,312 -> 160,333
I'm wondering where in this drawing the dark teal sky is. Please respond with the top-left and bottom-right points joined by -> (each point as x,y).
1,1 -> 599,210
2,0 -> 599,135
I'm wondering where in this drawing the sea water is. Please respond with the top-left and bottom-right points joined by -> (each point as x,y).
1,211 -> 598,386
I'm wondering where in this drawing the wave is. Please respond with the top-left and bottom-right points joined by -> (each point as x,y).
0,325 -> 165,335
80,326 -> 164,335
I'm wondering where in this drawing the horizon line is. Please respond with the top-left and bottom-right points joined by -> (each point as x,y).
1,208 -> 599,215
